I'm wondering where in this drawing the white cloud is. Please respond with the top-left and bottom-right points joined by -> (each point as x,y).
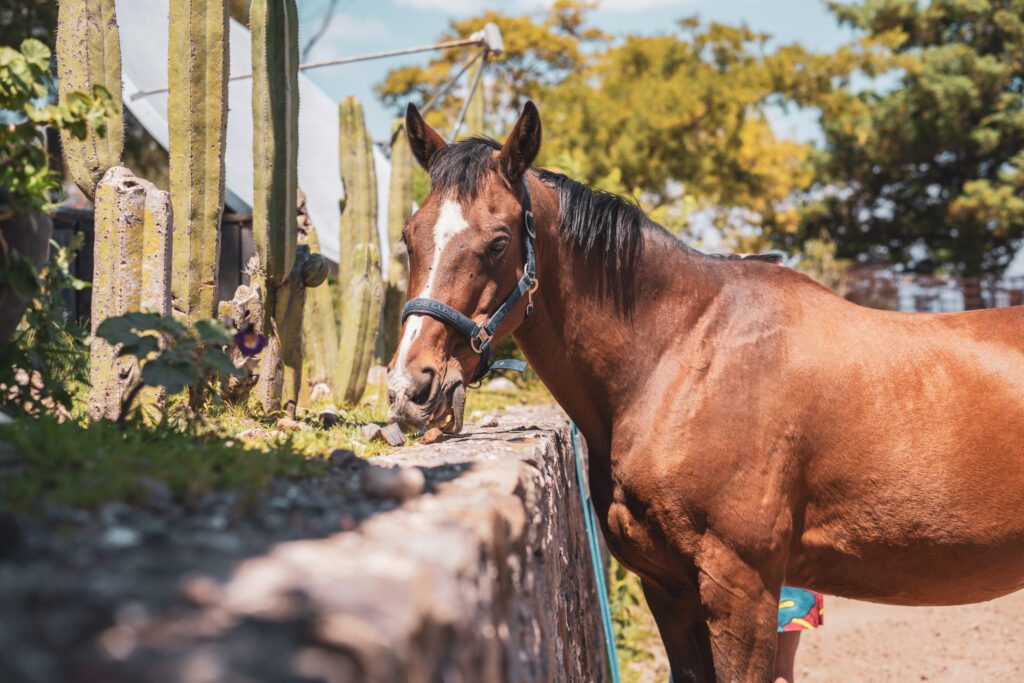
305,13 -> 393,60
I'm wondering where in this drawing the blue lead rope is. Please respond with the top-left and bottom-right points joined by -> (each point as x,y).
571,421 -> 622,683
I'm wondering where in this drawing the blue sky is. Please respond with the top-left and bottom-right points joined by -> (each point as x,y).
296,0 -> 859,143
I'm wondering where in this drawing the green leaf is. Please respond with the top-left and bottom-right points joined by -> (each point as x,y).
4,254 -> 40,300
118,335 -> 160,359
18,39 -> 50,71
195,319 -> 234,346
141,359 -> 197,395
95,316 -> 142,346
201,349 -> 243,376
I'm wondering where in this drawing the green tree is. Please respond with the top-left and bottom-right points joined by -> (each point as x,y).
376,6 -> 813,253
795,0 -> 1024,277
375,0 -> 605,136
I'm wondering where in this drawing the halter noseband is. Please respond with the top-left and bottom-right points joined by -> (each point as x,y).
401,176 -> 538,384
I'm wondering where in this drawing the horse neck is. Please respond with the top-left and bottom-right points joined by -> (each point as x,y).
513,176 -> 722,458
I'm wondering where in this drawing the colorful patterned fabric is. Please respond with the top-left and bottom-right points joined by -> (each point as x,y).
778,586 -> 824,632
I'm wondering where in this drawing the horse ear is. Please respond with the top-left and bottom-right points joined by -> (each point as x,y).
405,103 -> 447,170
498,101 -> 542,183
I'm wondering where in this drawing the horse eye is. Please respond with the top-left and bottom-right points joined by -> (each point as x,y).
487,237 -> 509,256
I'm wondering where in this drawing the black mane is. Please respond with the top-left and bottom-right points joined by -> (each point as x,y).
426,136 -> 782,310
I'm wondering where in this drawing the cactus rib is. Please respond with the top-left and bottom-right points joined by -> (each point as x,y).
168,0 -> 229,325
56,0 -> 124,200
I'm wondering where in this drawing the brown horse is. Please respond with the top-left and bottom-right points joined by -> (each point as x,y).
386,102 -> 1024,682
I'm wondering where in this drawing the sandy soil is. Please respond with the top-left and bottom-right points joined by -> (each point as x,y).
628,590 -> 1024,682
798,591 -> 1024,682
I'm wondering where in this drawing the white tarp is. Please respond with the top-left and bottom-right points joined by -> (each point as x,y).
117,0 -> 356,263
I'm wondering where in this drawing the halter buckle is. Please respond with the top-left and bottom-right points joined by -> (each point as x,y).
525,277 -> 539,319
470,328 -> 492,354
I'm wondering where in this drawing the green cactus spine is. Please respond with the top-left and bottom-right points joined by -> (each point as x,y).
336,97 -> 383,405
168,0 -> 228,326
250,0 -> 300,412
56,0 -> 124,200
382,119 -> 413,363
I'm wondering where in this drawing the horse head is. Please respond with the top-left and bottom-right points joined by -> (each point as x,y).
386,102 -> 543,434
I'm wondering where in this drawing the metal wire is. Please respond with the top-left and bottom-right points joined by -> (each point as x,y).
130,36 -> 487,100
450,50 -> 487,141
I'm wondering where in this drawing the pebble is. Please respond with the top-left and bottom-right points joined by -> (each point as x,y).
135,476 -> 172,511
420,427 -> 444,445
276,417 -> 308,432
380,423 -> 405,447
485,377 -> 517,391
360,424 -> 382,442
320,405 -> 341,428
178,574 -> 223,607
361,465 -> 425,500
478,415 -> 500,428
103,526 -> 142,548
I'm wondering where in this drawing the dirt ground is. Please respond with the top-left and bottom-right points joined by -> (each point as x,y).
630,590 -> 1024,682
798,591 -> 1024,681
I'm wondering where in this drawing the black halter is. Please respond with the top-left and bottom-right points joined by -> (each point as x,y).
401,176 -> 538,384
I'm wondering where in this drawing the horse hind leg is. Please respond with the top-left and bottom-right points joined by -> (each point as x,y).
641,579 -> 715,682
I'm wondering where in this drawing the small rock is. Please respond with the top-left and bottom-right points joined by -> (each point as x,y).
236,428 -> 267,441
179,574 -> 224,607
360,424 -> 382,442
478,415 -> 500,428
485,377 -> 517,391
380,422 -> 405,447
100,502 -> 131,525
420,427 -> 444,445
0,512 -> 23,559
320,405 -> 341,428
134,476 -> 172,511
103,526 -> 141,548
328,448 -> 367,471
0,410 -> 13,425
277,417 -> 307,432
361,465 -> 425,500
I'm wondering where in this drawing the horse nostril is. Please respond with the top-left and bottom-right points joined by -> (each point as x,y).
387,389 -> 396,405
410,367 -> 435,406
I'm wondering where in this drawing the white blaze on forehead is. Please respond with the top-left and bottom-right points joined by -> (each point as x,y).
392,199 -> 469,378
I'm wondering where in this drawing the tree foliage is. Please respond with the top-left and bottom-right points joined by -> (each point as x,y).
376,4 -> 813,252
795,0 -> 1024,276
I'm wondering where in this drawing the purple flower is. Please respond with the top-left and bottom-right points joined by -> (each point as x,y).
235,323 -> 268,357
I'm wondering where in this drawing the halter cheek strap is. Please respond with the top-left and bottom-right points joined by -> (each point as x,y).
401,176 -> 538,384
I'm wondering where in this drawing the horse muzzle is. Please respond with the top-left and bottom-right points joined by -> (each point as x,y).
387,366 -> 466,434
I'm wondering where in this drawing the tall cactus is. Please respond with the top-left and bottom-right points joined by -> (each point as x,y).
382,119 -> 413,362
336,97 -> 384,405
168,0 -> 229,326
250,0 -> 300,413
89,167 -> 172,422
298,189 -> 339,403
56,0 -> 124,200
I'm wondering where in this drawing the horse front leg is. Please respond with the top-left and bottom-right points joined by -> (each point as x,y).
641,579 -> 715,682
696,535 -> 783,682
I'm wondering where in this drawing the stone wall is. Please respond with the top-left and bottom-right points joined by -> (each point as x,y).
0,406 -> 609,682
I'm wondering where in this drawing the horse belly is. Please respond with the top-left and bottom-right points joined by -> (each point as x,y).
792,432 -> 1024,605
